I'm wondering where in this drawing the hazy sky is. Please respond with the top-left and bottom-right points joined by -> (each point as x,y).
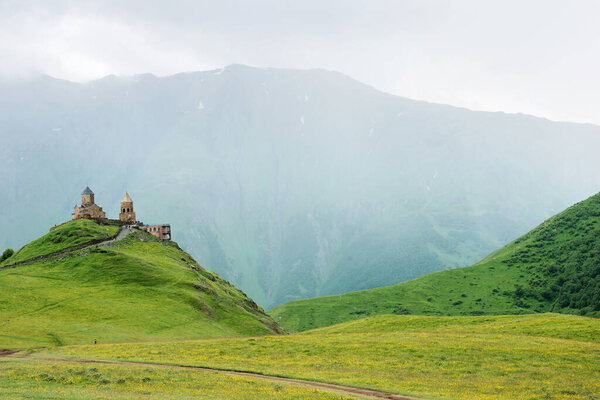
1,0 -> 599,124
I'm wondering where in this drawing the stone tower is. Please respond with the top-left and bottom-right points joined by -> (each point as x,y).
81,186 -> 95,205
119,192 -> 136,223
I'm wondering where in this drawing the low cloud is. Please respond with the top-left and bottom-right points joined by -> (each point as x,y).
1,0 -> 599,124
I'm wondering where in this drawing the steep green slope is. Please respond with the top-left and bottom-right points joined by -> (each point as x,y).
0,220 -> 281,348
270,193 -> 600,332
1,219 -> 119,265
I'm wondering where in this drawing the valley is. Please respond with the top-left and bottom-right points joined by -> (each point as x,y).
271,192 -> 600,331
3,65 -> 600,308
1,187 -> 599,399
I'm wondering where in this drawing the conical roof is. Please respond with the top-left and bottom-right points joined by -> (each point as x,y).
81,186 -> 94,195
121,192 -> 133,203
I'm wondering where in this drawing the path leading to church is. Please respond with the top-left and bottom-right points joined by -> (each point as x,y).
100,225 -> 134,244
0,226 -> 133,271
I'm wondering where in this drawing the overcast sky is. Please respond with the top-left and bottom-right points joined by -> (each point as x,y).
1,0 -> 599,124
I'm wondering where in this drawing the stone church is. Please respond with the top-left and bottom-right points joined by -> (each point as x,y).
72,186 -> 106,220
71,186 -> 171,240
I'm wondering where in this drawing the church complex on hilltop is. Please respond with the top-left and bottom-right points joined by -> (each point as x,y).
71,186 -> 171,240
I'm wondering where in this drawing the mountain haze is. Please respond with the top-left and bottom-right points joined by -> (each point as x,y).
2,65 -> 600,308
271,193 -> 600,332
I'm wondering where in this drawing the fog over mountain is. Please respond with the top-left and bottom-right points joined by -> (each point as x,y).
2,64 -> 600,308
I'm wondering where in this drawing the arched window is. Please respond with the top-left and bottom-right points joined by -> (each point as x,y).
127,208 -> 130,212
122,208 -> 125,213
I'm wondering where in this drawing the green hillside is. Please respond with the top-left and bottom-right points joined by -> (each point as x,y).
1,219 -> 119,265
270,193 -> 600,332
0,220 -> 281,348
310,313 -> 600,342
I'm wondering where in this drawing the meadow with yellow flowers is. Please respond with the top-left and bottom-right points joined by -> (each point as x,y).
38,313 -> 600,400
0,358 -> 356,400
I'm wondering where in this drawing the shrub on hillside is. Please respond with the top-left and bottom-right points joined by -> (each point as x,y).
1,248 -> 14,262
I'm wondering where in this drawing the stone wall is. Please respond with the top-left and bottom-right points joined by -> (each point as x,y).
50,218 -> 126,232
73,203 -> 106,220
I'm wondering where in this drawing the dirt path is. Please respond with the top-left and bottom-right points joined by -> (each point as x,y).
3,351 -> 419,400
0,226 -> 132,271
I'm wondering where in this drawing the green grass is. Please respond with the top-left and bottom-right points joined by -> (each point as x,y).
0,221 -> 280,349
270,193 -> 600,332
0,359 -> 354,400
45,313 -> 600,400
1,219 -> 119,265
309,313 -> 600,342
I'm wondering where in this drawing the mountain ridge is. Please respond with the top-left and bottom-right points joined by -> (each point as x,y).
32,64 -> 600,128
3,64 -> 600,308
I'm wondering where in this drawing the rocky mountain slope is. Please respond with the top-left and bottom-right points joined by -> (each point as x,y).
2,65 -> 600,307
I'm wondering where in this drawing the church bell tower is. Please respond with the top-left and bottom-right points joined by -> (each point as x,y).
81,186 -> 95,205
119,192 -> 136,223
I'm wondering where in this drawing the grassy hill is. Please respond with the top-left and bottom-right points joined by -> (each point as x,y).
270,193 -> 600,332
38,313 -> 600,400
0,219 -> 119,265
0,220 -> 281,348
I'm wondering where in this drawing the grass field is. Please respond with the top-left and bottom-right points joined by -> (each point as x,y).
1,219 -> 119,265
3,216 -> 599,399
270,193 -> 600,332
309,313 -> 600,342
42,313 -> 600,400
0,358 -> 355,400
0,221 -> 280,349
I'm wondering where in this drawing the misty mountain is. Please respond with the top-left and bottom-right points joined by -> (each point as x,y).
1,64 -> 600,308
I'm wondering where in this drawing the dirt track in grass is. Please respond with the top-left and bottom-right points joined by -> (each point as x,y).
2,350 -> 419,400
